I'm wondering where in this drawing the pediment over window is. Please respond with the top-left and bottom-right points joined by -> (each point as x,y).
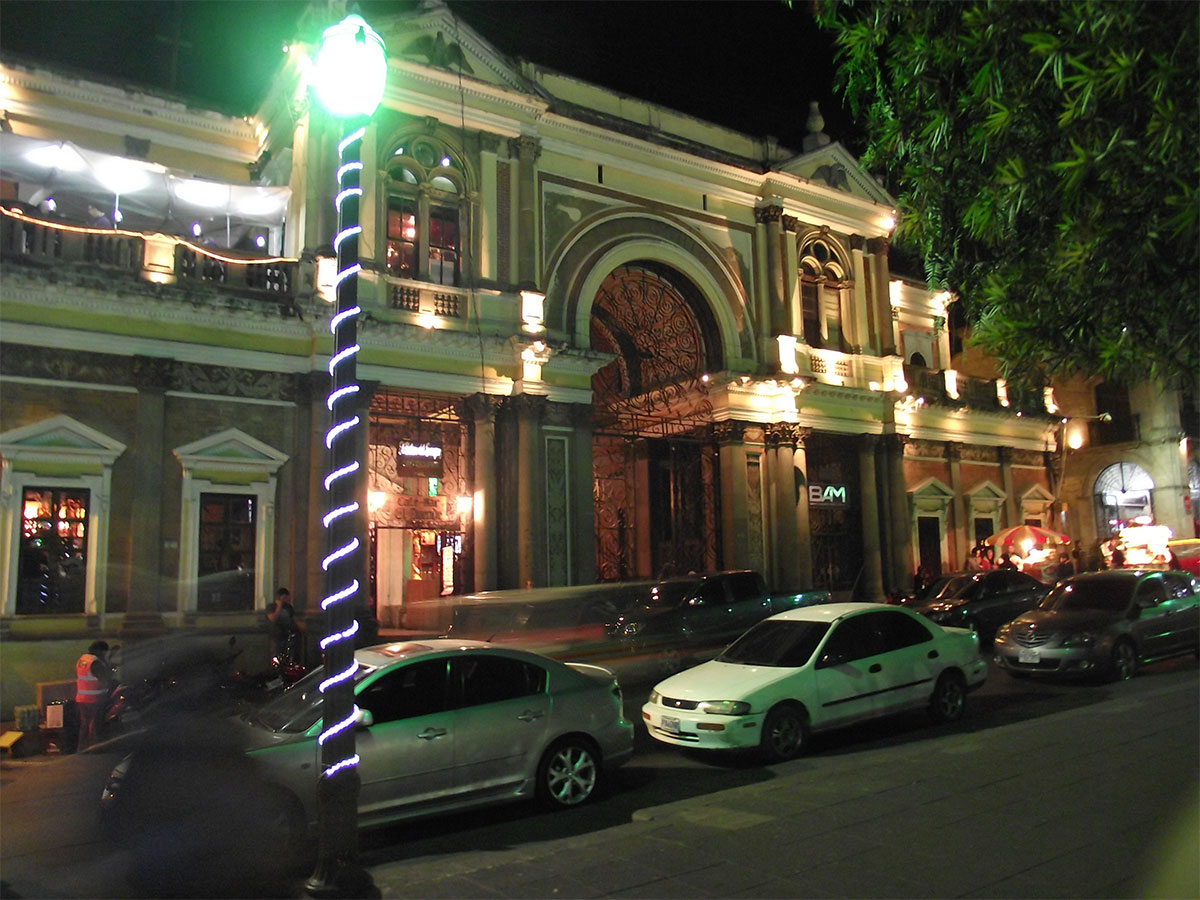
174,428 -> 288,477
378,3 -> 536,94
968,481 -> 1006,502
0,415 -> 125,467
777,142 -> 894,205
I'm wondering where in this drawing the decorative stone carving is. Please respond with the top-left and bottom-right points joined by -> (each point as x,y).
781,215 -> 799,233
711,420 -> 746,444
754,205 -> 783,225
131,356 -> 174,391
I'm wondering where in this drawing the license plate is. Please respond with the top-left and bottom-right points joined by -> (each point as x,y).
660,715 -> 680,735
1018,649 -> 1040,664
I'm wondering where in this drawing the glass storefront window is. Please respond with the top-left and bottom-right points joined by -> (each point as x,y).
17,487 -> 89,614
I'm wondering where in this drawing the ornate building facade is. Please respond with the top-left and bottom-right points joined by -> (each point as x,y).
0,2 -> 1089,715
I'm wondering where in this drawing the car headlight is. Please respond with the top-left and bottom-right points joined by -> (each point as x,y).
995,624 -> 1012,642
697,700 -> 751,716
1061,631 -> 1097,648
648,689 -> 660,704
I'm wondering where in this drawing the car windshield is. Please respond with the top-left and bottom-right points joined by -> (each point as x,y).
717,620 -> 830,667
251,662 -> 378,733
1038,579 -> 1132,613
931,576 -> 975,602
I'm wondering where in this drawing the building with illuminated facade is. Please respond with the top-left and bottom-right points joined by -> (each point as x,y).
2,2 -> 1193,716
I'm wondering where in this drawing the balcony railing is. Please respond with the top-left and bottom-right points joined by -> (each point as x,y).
1,206 -> 297,301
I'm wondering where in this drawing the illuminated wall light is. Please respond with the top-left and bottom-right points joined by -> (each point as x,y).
881,214 -> 895,231
791,377 -> 806,390
996,379 -> 1010,408
894,376 -> 908,393
456,495 -> 473,515
255,234 -> 267,249
191,222 -> 202,237
889,280 -> 902,307
368,490 -> 386,512
944,369 -> 959,400
417,311 -> 437,329
738,375 -> 751,385
700,373 -> 711,384
869,381 -> 880,391
520,288 -> 545,334
1043,387 -> 1059,415
440,156 -> 451,167
776,334 -> 799,375
1067,428 -> 1085,450
316,255 -> 337,302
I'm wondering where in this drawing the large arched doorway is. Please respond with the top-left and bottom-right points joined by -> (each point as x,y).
590,264 -> 722,581
1093,461 -> 1155,536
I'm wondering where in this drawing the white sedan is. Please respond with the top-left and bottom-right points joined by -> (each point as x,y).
642,602 -> 987,761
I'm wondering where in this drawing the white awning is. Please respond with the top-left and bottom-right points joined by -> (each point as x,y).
1,132 -> 289,246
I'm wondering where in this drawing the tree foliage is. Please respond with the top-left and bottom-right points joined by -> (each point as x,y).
811,0 -> 1199,389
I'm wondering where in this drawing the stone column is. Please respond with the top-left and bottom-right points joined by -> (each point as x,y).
1000,446 -> 1018,527
793,427 -> 814,590
756,205 -> 788,338
886,434 -> 912,591
782,215 -> 801,336
849,236 -> 870,355
857,434 -> 884,601
867,236 -> 896,356
477,133 -> 501,281
947,441 -> 968,569
466,394 -> 500,592
121,357 -> 170,637
513,136 -> 541,286
714,421 -> 750,571
766,424 -> 800,591
513,394 -> 547,588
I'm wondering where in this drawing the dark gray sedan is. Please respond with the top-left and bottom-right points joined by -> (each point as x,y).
907,569 -> 1049,642
993,570 -> 1200,681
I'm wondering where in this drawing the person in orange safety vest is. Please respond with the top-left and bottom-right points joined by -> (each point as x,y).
75,640 -> 112,750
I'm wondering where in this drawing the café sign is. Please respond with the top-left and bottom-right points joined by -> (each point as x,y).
396,442 -> 442,477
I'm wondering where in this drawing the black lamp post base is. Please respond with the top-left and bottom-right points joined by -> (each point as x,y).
304,857 -> 377,899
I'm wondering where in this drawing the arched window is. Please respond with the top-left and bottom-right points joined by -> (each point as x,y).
385,136 -> 467,287
798,236 -> 850,351
1093,461 -> 1155,536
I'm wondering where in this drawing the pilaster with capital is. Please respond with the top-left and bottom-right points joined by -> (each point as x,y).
765,424 -> 801,591
713,420 -> 751,570
756,205 -> 789,338
947,441 -> 968,566
512,394 -> 548,588
512,136 -> 541,285
999,446 -> 1018,527
123,357 -> 171,628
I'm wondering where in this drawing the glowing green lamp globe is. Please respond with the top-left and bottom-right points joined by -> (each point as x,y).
313,14 -> 388,119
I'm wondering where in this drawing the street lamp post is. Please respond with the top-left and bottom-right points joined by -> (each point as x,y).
306,14 -> 386,899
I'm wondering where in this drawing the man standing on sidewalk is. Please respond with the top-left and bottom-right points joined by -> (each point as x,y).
74,640 -> 111,750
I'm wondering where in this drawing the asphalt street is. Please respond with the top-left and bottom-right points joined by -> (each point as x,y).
1,657 -> 1197,899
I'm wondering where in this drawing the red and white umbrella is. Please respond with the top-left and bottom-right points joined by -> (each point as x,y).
983,524 -> 1072,553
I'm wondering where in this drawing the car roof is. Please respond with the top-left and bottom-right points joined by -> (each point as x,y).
1065,569 -> 1154,584
769,601 -> 898,623
355,638 -> 501,668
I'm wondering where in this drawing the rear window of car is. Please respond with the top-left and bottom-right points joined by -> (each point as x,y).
717,620 -> 830,667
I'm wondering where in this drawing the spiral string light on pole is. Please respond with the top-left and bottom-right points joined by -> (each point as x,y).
306,14 -> 386,898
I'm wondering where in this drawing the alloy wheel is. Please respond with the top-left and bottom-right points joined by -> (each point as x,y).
541,742 -> 598,807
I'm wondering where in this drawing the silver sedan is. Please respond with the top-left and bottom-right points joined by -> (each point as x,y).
102,640 -> 634,842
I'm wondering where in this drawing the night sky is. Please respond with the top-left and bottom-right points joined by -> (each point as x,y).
0,0 -> 856,155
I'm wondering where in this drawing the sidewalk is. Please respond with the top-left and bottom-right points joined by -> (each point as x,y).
367,676 -> 1198,899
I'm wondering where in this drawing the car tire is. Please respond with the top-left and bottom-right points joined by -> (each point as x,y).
1109,640 -> 1137,682
759,704 -> 809,763
537,737 -> 600,809
928,671 -> 966,724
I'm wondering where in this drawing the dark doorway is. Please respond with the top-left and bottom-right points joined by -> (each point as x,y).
917,515 -> 943,577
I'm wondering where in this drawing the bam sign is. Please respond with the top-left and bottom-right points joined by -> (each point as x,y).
808,483 -> 849,505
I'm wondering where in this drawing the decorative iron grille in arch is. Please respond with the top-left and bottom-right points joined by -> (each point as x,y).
589,264 -> 721,580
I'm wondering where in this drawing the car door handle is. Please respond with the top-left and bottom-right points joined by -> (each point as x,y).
517,710 -> 544,722
869,663 -> 882,673
417,727 -> 447,741
928,650 -> 939,659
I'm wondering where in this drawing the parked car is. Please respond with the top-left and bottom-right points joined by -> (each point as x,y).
769,588 -> 834,613
906,569 -> 1050,642
611,570 -> 773,652
993,569 -> 1200,681
641,602 -> 987,762
101,640 -> 634,845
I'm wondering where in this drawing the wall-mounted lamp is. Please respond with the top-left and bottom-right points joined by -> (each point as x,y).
520,285 -> 545,334
776,334 -> 799,375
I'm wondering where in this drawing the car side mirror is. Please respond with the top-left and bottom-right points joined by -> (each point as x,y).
355,707 -> 375,729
